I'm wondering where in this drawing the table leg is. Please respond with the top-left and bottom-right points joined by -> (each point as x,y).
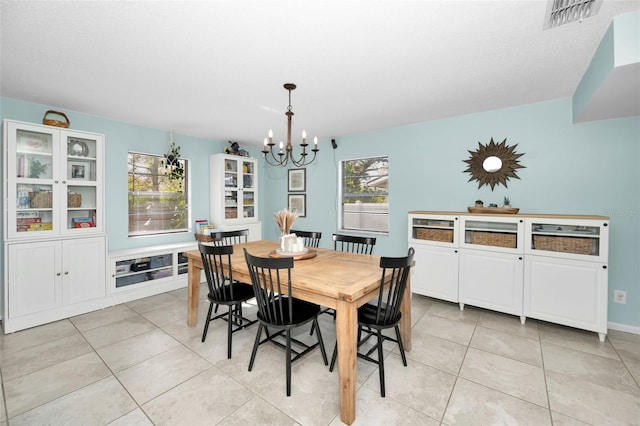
187,260 -> 201,327
336,299 -> 357,425
399,271 -> 412,351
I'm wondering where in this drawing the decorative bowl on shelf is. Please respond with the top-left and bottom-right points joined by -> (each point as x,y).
467,206 -> 519,214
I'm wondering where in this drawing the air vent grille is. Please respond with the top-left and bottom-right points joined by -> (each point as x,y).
544,0 -> 602,29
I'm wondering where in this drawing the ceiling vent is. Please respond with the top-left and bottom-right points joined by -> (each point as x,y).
544,0 -> 603,29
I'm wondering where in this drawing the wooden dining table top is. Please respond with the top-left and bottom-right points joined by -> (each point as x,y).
184,239 -> 386,310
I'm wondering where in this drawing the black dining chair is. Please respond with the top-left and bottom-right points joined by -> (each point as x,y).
329,247 -> 415,397
209,229 -> 249,246
199,243 -> 257,359
309,233 -> 377,336
243,248 -> 329,396
290,229 -> 322,248
332,233 -> 376,254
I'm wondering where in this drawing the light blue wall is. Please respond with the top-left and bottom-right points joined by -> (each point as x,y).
260,98 -> 640,329
2,96 -> 639,329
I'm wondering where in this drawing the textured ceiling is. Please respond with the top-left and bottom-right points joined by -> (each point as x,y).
1,1 -> 639,148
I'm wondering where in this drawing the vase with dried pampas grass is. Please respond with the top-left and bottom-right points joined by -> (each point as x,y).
274,208 -> 298,236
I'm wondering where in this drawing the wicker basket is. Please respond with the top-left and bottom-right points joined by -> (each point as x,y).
42,110 -> 70,128
470,231 -> 516,248
195,233 -> 214,243
533,235 -> 593,255
416,228 -> 453,243
67,193 -> 82,208
29,192 -> 52,208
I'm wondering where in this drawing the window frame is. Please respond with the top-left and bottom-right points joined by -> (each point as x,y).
127,150 -> 191,237
338,155 -> 389,235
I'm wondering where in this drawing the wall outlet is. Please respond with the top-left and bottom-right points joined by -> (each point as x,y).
613,290 -> 627,304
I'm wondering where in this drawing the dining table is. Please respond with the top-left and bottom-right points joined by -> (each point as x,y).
183,240 -> 412,425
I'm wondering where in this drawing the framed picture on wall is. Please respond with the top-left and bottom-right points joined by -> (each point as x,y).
288,194 -> 306,217
288,168 -> 306,192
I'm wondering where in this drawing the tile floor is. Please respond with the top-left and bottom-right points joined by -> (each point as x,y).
1,287 -> 639,425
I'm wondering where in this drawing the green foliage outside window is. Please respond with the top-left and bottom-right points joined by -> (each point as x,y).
128,152 -> 189,236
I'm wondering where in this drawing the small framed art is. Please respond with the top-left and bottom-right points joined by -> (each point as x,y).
288,194 -> 306,217
68,161 -> 89,180
288,168 -> 306,192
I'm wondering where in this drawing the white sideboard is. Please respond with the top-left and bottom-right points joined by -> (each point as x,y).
408,211 -> 609,341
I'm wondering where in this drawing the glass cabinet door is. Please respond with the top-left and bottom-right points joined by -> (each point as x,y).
9,124 -> 59,237
64,133 -> 99,232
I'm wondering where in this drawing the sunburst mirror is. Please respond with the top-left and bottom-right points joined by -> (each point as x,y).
463,138 -> 525,190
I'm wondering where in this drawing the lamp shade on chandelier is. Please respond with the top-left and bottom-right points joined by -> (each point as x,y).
262,83 -> 319,167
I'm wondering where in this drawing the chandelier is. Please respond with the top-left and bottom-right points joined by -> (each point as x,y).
262,83 -> 319,167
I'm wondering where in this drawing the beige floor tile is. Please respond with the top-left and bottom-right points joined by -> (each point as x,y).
142,366 -> 253,425
0,333 -> 92,381
414,312 -> 477,345
81,314 -> 156,349
404,326 -> 467,375
0,384 -> 5,422
329,386 -> 440,425
0,320 -> 77,357
126,292 -> 184,314
96,328 -> 181,372
428,299 -> 482,322
459,347 -> 547,407
551,410 -> 592,425
218,395 -> 300,425
478,309 -> 540,340
409,294 -> 433,326
546,370 -> 640,425
139,300 -> 188,327
443,378 -> 552,425
4,352 -> 110,418
258,355 -> 340,426
608,329 -> 640,344
470,325 -> 543,367
70,304 -> 138,332
538,322 -> 619,359
542,342 -> 640,396
609,337 -> 640,383
8,376 -> 136,426
365,353 -> 456,420
107,408 -> 154,426
116,345 -> 211,404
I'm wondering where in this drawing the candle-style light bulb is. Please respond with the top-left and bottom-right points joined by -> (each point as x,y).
263,138 -> 268,147
268,129 -> 273,144
302,130 -> 307,143
279,141 -> 284,153
314,136 -> 318,146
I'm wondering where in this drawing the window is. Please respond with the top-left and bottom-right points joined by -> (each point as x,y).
340,156 -> 389,234
128,152 -> 190,236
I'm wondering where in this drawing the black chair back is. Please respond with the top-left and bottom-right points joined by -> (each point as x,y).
244,249 -> 295,325
332,233 -> 376,254
210,229 -> 249,246
371,247 -> 415,325
199,243 -> 238,302
290,230 -> 322,248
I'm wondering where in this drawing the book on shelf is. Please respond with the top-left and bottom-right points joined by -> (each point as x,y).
72,217 -> 93,223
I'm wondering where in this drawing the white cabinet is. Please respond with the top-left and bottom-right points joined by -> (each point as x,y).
523,216 -> 609,341
458,215 -> 525,321
3,120 -> 106,333
4,236 -> 106,333
459,249 -> 524,321
408,211 -> 609,340
210,154 -> 261,240
4,120 -> 104,239
408,214 -> 459,302
108,242 -> 197,305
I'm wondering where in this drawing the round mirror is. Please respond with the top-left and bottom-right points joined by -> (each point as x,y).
482,156 -> 502,172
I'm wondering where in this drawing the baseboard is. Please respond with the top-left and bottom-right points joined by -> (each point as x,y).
608,321 -> 640,335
